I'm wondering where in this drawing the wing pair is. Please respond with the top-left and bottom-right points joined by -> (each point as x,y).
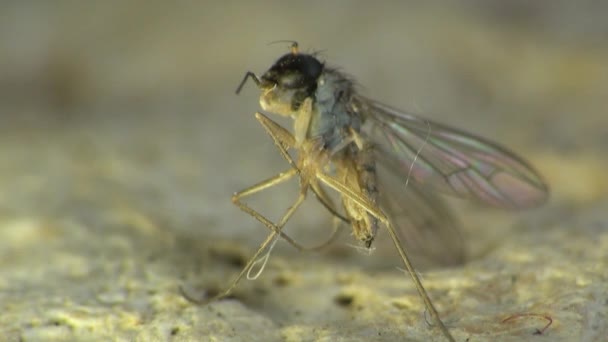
354,97 -> 549,265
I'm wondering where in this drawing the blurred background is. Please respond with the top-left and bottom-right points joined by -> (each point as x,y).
1,1 -> 607,340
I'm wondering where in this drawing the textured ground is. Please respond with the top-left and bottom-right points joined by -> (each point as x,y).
1,2 -> 607,341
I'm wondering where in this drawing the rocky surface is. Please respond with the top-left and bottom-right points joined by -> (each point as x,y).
1,2 -> 607,341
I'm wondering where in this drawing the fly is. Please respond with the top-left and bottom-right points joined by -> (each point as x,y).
186,42 -> 549,341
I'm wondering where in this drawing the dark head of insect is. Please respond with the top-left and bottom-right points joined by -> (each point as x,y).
236,44 -> 325,116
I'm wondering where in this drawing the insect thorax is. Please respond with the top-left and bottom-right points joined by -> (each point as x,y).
308,69 -> 361,153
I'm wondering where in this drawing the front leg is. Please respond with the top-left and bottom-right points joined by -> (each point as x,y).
254,112 -> 297,169
293,97 -> 314,146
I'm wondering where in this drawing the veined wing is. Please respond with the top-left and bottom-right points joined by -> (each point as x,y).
356,97 -> 549,210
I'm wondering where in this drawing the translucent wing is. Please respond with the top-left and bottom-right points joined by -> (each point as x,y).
356,97 -> 549,210
376,161 -> 466,267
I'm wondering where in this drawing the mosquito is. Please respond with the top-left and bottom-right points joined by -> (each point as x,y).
186,43 -> 549,341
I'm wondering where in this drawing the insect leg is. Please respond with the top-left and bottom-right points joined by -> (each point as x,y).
231,167 -> 307,250
234,174 -> 345,252
184,181 -> 309,305
311,180 -> 349,224
181,227 -> 279,305
256,111 -> 349,250
315,171 -> 456,342
254,112 -> 297,168
303,181 -> 347,251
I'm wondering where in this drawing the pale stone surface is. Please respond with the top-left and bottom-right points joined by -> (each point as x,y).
1,2 -> 607,342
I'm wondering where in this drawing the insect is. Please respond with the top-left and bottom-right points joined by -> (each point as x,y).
187,43 -> 549,341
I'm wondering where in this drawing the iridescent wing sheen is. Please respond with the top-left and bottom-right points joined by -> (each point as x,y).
357,97 -> 549,210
